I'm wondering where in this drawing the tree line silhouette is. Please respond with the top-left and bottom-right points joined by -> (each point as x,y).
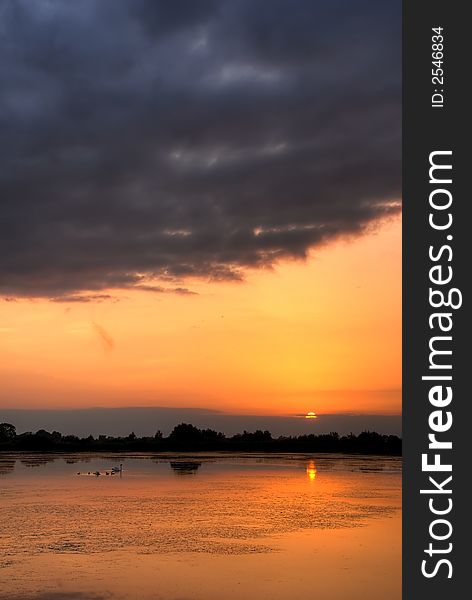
0,422 -> 401,455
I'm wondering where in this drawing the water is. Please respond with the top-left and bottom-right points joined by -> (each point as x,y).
0,453 -> 401,600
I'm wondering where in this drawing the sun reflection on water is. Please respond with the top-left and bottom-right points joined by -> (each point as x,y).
306,460 -> 317,482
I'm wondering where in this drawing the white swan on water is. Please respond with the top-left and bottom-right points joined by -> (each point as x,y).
111,463 -> 123,473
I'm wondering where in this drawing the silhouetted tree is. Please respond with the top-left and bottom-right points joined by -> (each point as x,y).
0,423 -> 16,442
0,422 -> 401,455
233,429 -> 272,442
201,428 -> 225,441
169,423 -> 202,441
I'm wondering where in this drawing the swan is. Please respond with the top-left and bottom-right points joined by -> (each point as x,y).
111,463 -> 123,473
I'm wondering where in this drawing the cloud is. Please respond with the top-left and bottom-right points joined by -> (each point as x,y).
0,407 -> 402,437
51,293 -> 117,303
48,286 -> 196,301
0,0 -> 401,299
91,321 -> 115,353
134,284 -> 197,295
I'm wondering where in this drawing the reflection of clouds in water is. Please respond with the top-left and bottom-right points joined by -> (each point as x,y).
306,457 -> 401,474
0,459 -> 15,476
0,454 -> 401,563
170,461 -> 202,476
20,457 -> 56,468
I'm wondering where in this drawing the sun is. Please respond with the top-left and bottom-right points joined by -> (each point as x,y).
305,411 -> 318,419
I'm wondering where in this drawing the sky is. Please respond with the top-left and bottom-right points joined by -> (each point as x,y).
0,1 -> 401,434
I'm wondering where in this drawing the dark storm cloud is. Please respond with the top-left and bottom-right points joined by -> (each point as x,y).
0,0 -> 401,298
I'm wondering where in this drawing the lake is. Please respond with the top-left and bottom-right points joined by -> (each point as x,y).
0,453 -> 401,600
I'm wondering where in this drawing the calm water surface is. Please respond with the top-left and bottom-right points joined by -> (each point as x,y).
0,453 -> 401,600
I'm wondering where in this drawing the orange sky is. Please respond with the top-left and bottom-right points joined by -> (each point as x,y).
0,216 -> 401,416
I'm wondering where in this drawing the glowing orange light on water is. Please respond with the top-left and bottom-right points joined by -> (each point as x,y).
305,412 -> 318,419
306,460 -> 317,481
